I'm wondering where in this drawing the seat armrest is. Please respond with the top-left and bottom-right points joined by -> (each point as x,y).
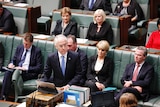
137,20 -> 148,28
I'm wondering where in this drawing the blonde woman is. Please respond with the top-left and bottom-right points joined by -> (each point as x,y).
85,40 -> 114,92
86,9 -> 113,45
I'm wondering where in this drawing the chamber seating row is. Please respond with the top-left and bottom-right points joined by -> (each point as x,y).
0,35 -> 160,106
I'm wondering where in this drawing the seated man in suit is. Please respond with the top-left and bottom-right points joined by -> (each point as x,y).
67,35 -> 88,86
43,34 -> 82,90
0,3 -> 17,34
79,0 -> 112,13
0,33 -> 43,100
115,46 -> 154,106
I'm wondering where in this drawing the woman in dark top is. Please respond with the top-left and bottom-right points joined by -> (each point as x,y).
86,9 -> 113,45
52,7 -> 78,37
85,40 -> 114,92
114,0 -> 144,32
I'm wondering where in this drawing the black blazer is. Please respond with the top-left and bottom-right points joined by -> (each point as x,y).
52,20 -> 78,37
77,48 -> 88,85
86,55 -> 114,87
86,21 -> 113,45
114,0 -> 144,25
121,62 -> 154,101
12,45 -> 43,80
43,51 -> 82,87
80,0 -> 112,13
0,8 -> 16,34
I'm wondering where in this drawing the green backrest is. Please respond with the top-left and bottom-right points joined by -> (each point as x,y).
3,6 -> 28,34
146,54 -> 160,95
112,50 -> 134,89
0,35 -> 14,67
145,19 -> 158,45
32,0 -> 62,16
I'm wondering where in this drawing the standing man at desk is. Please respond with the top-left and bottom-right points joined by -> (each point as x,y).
43,34 -> 82,90
0,3 -> 17,34
0,33 -> 43,100
67,35 -> 88,86
115,46 -> 154,106
79,0 -> 112,13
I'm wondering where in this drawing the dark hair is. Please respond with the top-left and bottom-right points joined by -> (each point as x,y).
23,32 -> 33,42
67,35 -> 77,43
157,18 -> 160,27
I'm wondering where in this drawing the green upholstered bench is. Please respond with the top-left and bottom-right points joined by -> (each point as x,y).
3,6 -> 28,34
51,10 -> 120,46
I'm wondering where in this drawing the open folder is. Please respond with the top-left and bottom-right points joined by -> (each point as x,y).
36,80 -> 58,94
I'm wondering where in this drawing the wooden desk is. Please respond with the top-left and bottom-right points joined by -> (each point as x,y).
26,91 -> 63,107
150,0 -> 160,19
3,2 -> 41,33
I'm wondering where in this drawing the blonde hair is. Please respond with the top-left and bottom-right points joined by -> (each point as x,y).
120,93 -> 138,107
96,40 -> 110,52
93,9 -> 106,24
61,7 -> 71,16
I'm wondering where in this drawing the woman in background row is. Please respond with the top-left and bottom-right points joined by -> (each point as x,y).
86,9 -> 113,45
146,18 -> 160,49
85,40 -> 114,92
114,0 -> 144,33
52,7 -> 78,37
119,93 -> 138,107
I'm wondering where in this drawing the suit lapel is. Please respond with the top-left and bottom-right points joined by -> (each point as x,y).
93,0 -> 100,9
55,52 -> 64,76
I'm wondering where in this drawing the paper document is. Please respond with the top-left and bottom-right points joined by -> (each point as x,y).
34,35 -> 51,39
77,38 -> 88,44
16,102 -> 26,107
14,3 -> 29,7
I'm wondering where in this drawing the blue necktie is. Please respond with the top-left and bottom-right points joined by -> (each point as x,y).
61,56 -> 65,75
19,49 -> 28,67
89,0 -> 94,10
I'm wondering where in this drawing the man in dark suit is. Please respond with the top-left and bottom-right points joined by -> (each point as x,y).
0,3 -> 17,34
115,46 -> 154,105
0,33 -> 43,100
67,35 -> 88,86
79,0 -> 112,13
43,34 -> 82,90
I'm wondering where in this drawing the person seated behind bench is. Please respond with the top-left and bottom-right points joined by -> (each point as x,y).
146,18 -> 160,50
0,33 -> 43,100
85,40 -> 114,92
52,7 -> 78,37
86,9 -> 113,45
79,0 -> 112,13
0,3 -> 17,34
43,34 -> 83,91
115,46 -> 154,106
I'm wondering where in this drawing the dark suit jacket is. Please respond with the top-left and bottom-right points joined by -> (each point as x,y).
12,45 -> 43,80
121,62 -> 154,101
86,21 -> 113,45
79,0 -> 112,13
0,42 -> 4,69
114,0 -> 144,25
52,20 -> 78,37
43,51 -> 82,87
77,48 -> 88,85
0,8 -> 16,34
86,55 -> 114,87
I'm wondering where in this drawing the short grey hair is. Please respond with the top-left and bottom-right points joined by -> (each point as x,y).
54,34 -> 67,46
136,46 -> 148,56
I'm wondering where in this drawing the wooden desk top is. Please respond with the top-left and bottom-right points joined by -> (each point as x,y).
0,100 -> 19,106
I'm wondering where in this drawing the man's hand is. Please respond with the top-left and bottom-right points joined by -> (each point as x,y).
15,66 -> 26,71
95,82 -> 105,90
8,63 -> 15,68
59,84 -> 70,91
124,81 -> 132,87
